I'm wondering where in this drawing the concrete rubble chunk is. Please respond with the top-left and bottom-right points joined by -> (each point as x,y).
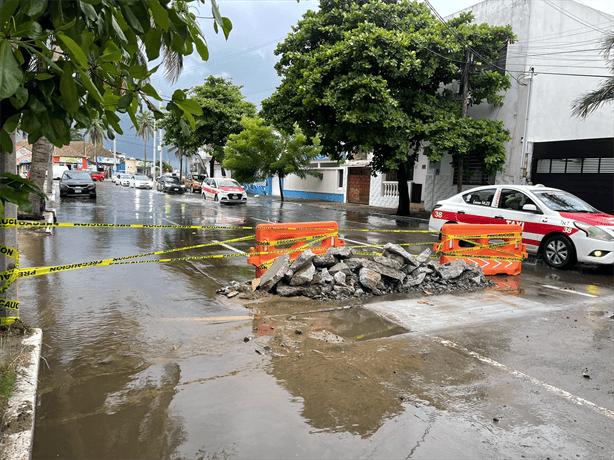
383,243 -> 419,266
333,271 -> 346,285
358,267 -> 381,291
373,255 -> 403,270
320,268 -> 333,283
289,250 -> 316,273
416,248 -> 432,264
326,247 -> 356,259
259,254 -> 290,291
403,271 -> 427,287
313,252 -> 338,267
382,249 -> 406,266
289,262 -> 316,286
276,281 -> 304,297
302,284 -> 324,298
360,259 -> 406,282
344,258 -> 365,271
438,260 -> 467,280
329,262 -> 352,275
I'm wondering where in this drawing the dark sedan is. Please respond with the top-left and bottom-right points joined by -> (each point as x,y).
59,170 -> 96,198
156,176 -> 186,194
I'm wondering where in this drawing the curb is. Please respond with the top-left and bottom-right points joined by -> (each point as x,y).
0,328 -> 43,460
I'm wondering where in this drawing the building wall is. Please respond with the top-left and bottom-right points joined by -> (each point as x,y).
283,168 -> 345,202
424,0 -> 614,211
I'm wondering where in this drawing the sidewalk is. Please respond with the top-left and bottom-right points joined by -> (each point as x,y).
254,195 -> 432,222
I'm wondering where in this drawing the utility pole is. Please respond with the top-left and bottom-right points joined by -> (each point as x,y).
521,67 -> 535,184
456,49 -> 472,193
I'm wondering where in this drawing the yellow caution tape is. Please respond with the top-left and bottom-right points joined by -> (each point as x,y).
0,298 -> 20,310
0,316 -> 19,326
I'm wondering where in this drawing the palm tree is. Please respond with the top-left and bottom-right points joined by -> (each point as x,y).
132,111 -> 155,175
86,118 -> 107,170
572,32 -> 614,118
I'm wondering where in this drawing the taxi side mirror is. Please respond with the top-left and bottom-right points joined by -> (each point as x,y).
522,203 -> 542,214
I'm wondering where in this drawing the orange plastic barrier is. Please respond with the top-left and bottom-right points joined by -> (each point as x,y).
434,223 -> 527,275
248,222 -> 345,277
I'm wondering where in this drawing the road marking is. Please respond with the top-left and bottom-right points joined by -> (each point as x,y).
343,238 -> 380,247
433,337 -> 614,420
212,239 -> 243,253
251,218 -> 274,223
542,284 -> 597,297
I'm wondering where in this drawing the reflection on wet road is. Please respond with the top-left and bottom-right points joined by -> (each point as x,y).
15,182 -> 613,458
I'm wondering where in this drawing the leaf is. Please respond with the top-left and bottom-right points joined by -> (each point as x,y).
57,33 -> 88,68
175,98 -> 203,116
172,89 -> 186,102
0,0 -> 19,32
148,0 -> 169,31
60,62 -> 79,112
0,40 -> 24,100
193,36 -> 209,61
141,83 -> 162,100
76,68 -> 104,104
221,17 -> 232,40
119,2 -> 144,34
127,64 -> 148,80
0,129 -> 13,156
143,27 -> 162,61
10,86 -> 28,109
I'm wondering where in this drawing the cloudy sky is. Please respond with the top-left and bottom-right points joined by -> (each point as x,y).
106,0 -> 614,165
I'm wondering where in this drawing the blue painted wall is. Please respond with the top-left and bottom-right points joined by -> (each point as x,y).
283,189 -> 344,202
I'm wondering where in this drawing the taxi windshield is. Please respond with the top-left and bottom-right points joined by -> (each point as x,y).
218,179 -> 239,187
533,190 -> 598,213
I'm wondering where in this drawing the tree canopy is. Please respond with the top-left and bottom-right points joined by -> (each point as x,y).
222,117 -> 323,201
0,0 -> 231,211
261,0 -> 514,214
158,76 -> 257,177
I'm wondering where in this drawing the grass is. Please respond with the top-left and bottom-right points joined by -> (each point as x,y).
0,320 -> 30,416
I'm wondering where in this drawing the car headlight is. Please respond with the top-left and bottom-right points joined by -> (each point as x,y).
574,221 -> 614,241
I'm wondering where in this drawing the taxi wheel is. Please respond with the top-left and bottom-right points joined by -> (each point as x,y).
542,234 -> 576,270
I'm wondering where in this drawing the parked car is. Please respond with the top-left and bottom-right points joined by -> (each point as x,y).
59,170 -> 96,199
428,184 -> 614,269
119,173 -> 132,187
183,173 -> 208,193
130,174 -> 154,190
201,177 -> 247,204
53,165 -> 69,180
89,171 -> 105,181
157,175 -> 186,194
112,172 -> 121,184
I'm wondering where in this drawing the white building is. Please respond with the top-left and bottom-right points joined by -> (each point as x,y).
270,0 -> 614,214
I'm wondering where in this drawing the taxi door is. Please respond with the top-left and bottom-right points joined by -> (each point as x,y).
495,188 -> 545,252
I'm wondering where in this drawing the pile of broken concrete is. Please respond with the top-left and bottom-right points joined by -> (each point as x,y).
231,243 -> 492,301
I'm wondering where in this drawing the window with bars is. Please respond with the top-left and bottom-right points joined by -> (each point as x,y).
536,158 -> 614,174
453,156 -> 495,186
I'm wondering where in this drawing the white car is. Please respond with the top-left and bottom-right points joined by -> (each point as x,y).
201,177 -> 247,204
119,173 -> 132,187
130,174 -> 153,189
429,184 -> 614,269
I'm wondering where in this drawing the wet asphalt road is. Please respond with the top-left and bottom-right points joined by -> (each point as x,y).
15,180 -> 614,459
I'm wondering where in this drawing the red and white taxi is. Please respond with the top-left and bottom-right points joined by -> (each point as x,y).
429,185 -> 614,269
201,177 -> 247,204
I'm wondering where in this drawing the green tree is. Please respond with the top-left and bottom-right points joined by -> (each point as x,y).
262,0 -> 514,215
132,111 -> 155,174
155,159 -> 173,175
223,117 -> 322,201
160,76 -> 257,178
0,0 -> 232,214
86,117 -> 107,171
572,31 -> 614,118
